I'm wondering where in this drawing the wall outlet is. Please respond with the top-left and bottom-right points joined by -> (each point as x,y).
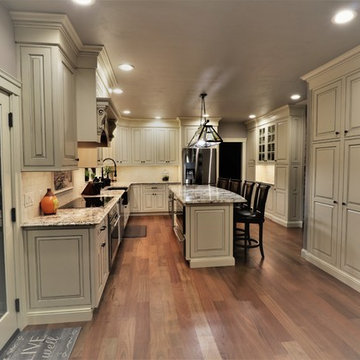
24,192 -> 34,208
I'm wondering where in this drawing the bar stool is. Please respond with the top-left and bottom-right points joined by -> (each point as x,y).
217,177 -> 230,189
241,180 -> 255,209
234,182 -> 271,258
228,179 -> 242,194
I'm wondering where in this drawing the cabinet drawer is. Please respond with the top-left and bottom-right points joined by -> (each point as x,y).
96,218 -> 108,237
143,184 -> 166,191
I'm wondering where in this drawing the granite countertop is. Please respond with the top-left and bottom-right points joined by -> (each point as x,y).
168,185 -> 246,205
102,180 -> 181,189
22,195 -> 121,228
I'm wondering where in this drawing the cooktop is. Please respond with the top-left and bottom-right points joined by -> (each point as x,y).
60,196 -> 114,209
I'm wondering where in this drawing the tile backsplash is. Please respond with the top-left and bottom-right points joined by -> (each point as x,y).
21,169 -> 86,221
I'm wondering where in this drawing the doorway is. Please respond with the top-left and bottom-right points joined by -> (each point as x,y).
219,142 -> 243,179
0,88 -> 17,350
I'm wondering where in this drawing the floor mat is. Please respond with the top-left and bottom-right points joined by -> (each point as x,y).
1,327 -> 81,360
124,225 -> 147,238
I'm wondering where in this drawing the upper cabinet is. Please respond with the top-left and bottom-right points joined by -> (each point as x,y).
155,128 -> 179,164
12,12 -> 118,171
115,127 -> 131,165
20,44 -> 78,170
345,70 -> 360,137
311,80 -> 342,141
132,128 -> 155,165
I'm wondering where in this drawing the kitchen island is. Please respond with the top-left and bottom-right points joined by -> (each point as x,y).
169,185 -> 246,268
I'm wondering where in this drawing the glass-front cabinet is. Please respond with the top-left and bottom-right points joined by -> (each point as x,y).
258,124 -> 276,162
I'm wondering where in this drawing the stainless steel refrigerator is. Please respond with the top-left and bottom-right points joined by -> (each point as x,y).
182,148 -> 217,185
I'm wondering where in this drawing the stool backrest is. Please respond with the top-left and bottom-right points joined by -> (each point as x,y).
217,177 -> 229,189
228,179 -> 242,194
242,180 -> 255,204
253,183 -> 271,217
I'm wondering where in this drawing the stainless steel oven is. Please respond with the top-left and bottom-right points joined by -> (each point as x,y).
172,197 -> 186,253
108,202 -> 120,270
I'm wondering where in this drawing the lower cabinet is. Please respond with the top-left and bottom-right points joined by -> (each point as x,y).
23,216 -> 111,324
130,184 -> 170,213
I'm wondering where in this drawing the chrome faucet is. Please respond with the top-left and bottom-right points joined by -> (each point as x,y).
102,157 -> 117,180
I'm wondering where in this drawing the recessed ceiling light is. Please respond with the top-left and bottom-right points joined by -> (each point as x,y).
112,88 -> 123,94
155,116 -> 162,119
123,110 -> 131,115
291,94 -> 301,100
72,0 -> 95,5
118,64 -> 134,72
332,9 -> 357,24
249,114 -> 256,119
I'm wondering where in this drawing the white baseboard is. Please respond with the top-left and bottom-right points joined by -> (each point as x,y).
26,307 -> 93,325
301,249 -> 360,293
265,213 -> 303,228
189,256 -> 235,268
130,212 -> 170,216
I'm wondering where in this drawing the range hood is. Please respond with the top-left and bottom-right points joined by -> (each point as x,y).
96,97 -> 118,147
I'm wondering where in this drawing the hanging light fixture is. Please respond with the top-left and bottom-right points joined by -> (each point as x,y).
187,93 -> 223,148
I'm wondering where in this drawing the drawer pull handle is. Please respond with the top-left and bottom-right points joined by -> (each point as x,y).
101,242 -> 106,248
100,225 -> 107,231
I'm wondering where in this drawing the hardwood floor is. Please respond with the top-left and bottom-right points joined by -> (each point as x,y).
28,216 -> 360,359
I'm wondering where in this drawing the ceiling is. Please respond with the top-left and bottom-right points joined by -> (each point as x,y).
2,0 -> 360,122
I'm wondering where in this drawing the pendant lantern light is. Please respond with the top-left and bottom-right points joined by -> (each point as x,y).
187,93 -> 223,148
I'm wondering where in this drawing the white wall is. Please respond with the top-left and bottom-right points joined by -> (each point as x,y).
21,170 -> 86,221
0,4 -> 16,78
218,121 -> 247,138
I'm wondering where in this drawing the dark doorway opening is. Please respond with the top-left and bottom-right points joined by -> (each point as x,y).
219,142 -> 242,179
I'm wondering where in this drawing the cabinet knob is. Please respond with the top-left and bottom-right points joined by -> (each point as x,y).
100,225 -> 107,231
75,158 -> 79,161
335,131 -> 340,135
342,202 -> 347,206
344,130 -> 349,134
101,242 -> 106,248
333,200 -> 338,204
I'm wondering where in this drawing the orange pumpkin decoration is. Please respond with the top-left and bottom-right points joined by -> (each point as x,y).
40,188 -> 59,215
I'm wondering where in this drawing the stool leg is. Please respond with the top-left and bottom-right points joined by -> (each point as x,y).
244,223 -> 249,258
259,222 -> 264,258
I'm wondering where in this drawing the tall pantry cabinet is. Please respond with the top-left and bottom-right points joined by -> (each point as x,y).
302,45 -> 360,292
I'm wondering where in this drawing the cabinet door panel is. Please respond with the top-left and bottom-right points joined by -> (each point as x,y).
154,192 -> 167,211
275,166 -> 287,191
312,143 -> 339,201
312,81 -> 342,141
132,128 -> 142,164
341,139 -> 360,278
310,142 -> 340,265
247,129 -> 256,165
156,129 -> 167,164
26,229 -> 91,308
167,129 -> 179,164
142,192 -> 154,211
21,46 -> 55,167
345,71 -> 360,137
60,56 -> 77,166
130,185 -> 141,212
311,201 -> 338,264
143,128 -> 155,164
274,190 -> 286,217
276,121 -> 288,163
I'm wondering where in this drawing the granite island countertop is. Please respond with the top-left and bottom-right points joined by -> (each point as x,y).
22,195 -> 122,228
168,185 -> 246,205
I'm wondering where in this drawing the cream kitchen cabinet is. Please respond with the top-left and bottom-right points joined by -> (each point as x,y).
115,126 -> 132,165
141,185 -> 167,212
130,184 -> 170,214
155,128 -> 179,164
23,214 -> 113,324
302,46 -> 360,292
130,184 -> 142,213
182,126 -> 199,148
246,105 -> 305,227
20,45 -> 78,170
311,80 -> 342,142
132,128 -> 155,165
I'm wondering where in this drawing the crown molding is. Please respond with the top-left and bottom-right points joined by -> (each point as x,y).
301,43 -> 360,82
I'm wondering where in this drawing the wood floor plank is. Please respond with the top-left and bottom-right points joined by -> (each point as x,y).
25,216 -> 360,359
